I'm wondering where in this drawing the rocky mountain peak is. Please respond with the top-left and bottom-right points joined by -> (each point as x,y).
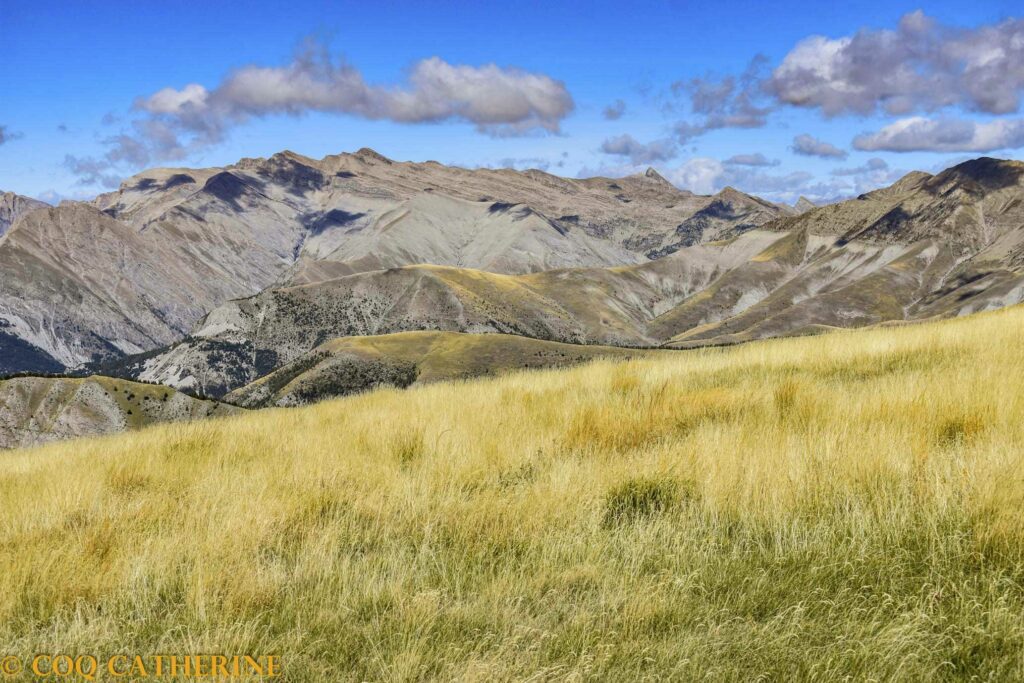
0,191 -> 48,237
643,167 -> 674,186
269,149 -> 318,166
714,186 -> 765,206
353,147 -> 393,164
795,196 -> 816,213
930,157 -> 1024,193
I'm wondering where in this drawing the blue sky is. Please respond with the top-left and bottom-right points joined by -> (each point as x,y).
2,0 -> 1022,204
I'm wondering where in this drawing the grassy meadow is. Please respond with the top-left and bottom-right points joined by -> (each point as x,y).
4,306 -> 1024,680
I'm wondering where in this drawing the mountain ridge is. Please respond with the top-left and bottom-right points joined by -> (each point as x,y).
0,148 -> 789,371
3,152 -> 1024,399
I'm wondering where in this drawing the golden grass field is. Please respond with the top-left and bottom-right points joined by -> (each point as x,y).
3,305 -> 1024,680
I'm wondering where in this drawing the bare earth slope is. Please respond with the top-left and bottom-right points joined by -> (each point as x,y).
0,375 -> 238,449
115,231 -> 779,396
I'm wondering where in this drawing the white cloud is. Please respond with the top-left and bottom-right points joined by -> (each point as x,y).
662,11 -> 1024,149
792,134 -> 848,159
662,158 -> 844,202
828,157 -> 905,194
767,11 -> 1024,116
600,134 -> 678,164
853,117 -> 1024,152
140,46 -> 574,149
62,155 -> 122,189
671,56 -> 772,142
143,83 -> 210,115
662,158 -> 726,194
66,40 -> 575,185
725,153 -> 780,167
831,157 -> 889,176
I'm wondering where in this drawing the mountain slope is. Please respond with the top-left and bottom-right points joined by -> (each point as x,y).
112,231 -> 785,396
121,155 -> 1024,397
4,155 -> 1024,389
0,191 -> 46,237
225,331 -> 656,408
768,158 -> 1024,251
0,375 -> 238,449
0,202 -> 272,369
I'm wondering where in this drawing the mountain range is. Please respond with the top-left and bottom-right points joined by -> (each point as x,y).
2,150 -> 1024,442
0,148 -> 795,375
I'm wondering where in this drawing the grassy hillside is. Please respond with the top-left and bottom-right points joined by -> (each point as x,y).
3,306 -> 1024,679
227,331 -> 655,407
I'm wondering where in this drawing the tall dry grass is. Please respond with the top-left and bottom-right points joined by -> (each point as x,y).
3,307 -> 1024,680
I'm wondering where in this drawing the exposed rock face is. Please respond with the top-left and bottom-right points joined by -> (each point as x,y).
0,376 -> 238,450
0,202 -> 269,370
0,192 -> 46,237
0,149 -> 786,372
794,196 -> 817,214
649,187 -> 787,258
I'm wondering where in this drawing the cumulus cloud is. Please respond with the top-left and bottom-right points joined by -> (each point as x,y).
603,99 -> 626,120
140,44 -> 572,148
0,125 -> 23,146
792,133 -> 848,159
766,11 -> 1024,117
65,40 -> 575,186
662,158 -> 729,194
664,12 -> 1024,147
672,56 -> 772,142
35,188 -> 96,205
600,134 -> 678,164
725,153 -> 780,167
852,117 -> 1024,152
484,156 -> 565,172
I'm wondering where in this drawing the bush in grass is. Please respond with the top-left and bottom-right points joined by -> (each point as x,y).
602,476 -> 681,527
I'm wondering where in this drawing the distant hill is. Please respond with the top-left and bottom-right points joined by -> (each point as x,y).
226,331 -> 655,408
0,375 -> 238,449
